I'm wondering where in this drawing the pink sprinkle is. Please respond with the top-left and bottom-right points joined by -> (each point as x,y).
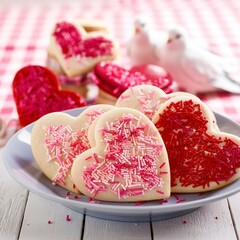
159,171 -> 168,174
93,153 -> 99,163
66,215 -> 71,222
74,195 -> 78,199
156,190 -> 164,194
48,220 -> 53,224
120,94 -> 130,101
135,201 -> 145,206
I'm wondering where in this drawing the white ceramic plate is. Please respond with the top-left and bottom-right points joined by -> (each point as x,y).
4,107 -> 240,222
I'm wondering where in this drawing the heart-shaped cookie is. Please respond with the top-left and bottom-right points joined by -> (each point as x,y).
116,85 -> 218,129
31,104 -> 114,193
94,62 -> 174,100
71,108 -> 170,202
12,65 -> 86,126
48,21 -> 119,77
152,96 -> 240,192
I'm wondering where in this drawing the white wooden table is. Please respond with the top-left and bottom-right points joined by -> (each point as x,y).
1,147 -> 240,240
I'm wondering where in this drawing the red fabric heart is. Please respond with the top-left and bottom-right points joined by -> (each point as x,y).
12,65 -> 86,126
94,62 -> 174,98
53,21 -> 114,59
154,98 -> 240,191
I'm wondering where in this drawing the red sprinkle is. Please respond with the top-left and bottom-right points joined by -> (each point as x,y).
177,198 -> 186,204
66,215 -> 71,222
159,171 -> 168,174
135,201 -> 145,206
48,220 -> 53,224
159,162 -> 166,169
173,194 -> 180,200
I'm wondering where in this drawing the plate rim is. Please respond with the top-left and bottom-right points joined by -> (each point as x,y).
3,107 -> 240,216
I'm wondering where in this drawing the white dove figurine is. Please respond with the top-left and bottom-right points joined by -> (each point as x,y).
159,26 -> 240,94
127,17 -> 167,65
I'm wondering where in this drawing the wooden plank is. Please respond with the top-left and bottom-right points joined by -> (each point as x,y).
19,193 -> 84,240
228,192 -> 240,239
0,147 -> 28,240
152,199 -> 237,240
83,216 -> 152,240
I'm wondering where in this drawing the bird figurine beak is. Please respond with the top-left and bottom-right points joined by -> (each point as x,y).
167,38 -> 172,44
135,27 -> 140,34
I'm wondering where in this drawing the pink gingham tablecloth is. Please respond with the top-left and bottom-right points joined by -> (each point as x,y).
0,0 -> 240,123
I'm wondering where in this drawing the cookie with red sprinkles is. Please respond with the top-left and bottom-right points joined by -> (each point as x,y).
31,104 -> 115,193
71,107 -> 170,202
116,85 -> 218,128
47,20 -> 119,78
94,62 -> 174,105
152,96 -> 240,192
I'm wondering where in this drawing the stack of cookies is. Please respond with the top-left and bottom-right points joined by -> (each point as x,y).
47,19 -> 119,102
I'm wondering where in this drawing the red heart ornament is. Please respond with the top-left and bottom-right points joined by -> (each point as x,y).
153,96 -> 240,192
12,65 -> 86,126
94,62 -> 174,98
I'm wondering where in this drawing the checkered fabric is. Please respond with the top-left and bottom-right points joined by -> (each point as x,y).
0,0 -> 240,123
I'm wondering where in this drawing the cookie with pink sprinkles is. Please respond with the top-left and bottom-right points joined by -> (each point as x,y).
31,104 -> 115,193
47,20 -> 119,78
71,108 -> 170,202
